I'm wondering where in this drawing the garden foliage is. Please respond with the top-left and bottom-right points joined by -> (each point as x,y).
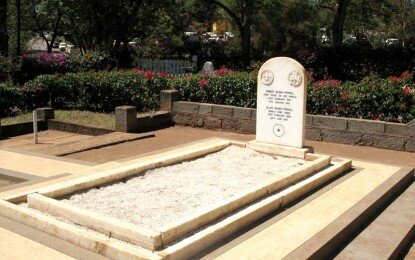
0,69 -> 414,123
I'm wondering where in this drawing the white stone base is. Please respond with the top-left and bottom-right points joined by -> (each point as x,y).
246,140 -> 310,159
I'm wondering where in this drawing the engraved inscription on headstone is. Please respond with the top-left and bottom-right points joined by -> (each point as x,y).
256,57 -> 307,148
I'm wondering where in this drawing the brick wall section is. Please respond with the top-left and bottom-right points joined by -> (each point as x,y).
172,101 -> 415,153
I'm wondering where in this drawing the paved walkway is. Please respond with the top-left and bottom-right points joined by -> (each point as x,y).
0,126 -> 413,259
66,126 -> 415,167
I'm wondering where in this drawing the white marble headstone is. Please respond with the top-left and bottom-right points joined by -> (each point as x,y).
256,57 -> 307,148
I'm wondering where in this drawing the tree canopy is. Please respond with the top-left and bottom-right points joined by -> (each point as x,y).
1,0 -> 415,67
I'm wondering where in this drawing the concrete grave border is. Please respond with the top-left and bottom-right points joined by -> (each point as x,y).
26,138 -> 331,250
0,139 -> 353,259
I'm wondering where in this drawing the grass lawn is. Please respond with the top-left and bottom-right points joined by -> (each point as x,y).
1,110 -> 115,130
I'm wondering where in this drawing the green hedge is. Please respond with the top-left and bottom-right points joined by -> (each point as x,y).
1,70 -> 414,123
23,70 -> 170,112
171,71 -> 414,123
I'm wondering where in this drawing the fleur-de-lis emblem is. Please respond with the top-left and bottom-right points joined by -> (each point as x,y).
288,71 -> 302,87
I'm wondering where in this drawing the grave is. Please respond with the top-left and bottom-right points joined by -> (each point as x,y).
247,57 -> 309,159
0,57 -> 353,259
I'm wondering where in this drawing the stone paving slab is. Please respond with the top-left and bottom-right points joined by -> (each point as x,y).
0,226 -> 74,259
336,181 -> 415,260
0,149 -> 90,177
215,161 -> 402,259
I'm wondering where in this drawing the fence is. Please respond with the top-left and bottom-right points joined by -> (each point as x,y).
134,56 -> 197,77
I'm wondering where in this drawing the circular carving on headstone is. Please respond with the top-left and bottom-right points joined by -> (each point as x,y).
288,70 -> 302,87
273,124 -> 285,137
261,70 -> 274,85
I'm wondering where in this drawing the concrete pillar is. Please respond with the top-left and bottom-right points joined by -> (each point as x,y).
160,89 -> 179,111
115,106 -> 137,133
36,108 -> 55,122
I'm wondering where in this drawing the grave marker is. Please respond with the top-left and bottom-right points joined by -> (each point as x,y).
256,57 -> 307,148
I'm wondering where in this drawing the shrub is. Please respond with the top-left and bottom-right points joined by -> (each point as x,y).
0,56 -> 11,82
14,52 -> 68,83
2,69 -> 414,124
171,69 -> 256,108
0,83 -> 21,117
307,73 -> 415,123
23,70 -> 171,112
66,51 -> 118,72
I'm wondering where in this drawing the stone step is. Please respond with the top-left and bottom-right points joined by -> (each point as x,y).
335,181 -> 415,260
215,161 -> 414,259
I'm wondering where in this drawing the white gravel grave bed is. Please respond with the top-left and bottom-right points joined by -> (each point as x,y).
59,146 -> 307,230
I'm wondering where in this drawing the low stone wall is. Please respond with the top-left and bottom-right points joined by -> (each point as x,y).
172,101 -> 415,153
136,111 -> 173,133
0,121 -> 47,138
47,120 -> 114,136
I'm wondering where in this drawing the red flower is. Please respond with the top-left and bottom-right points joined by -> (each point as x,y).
402,86 -> 411,95
312,79 -> 341,89
390,76 -> 399,83
215,67 -> 232,76
401,71 -> 411,79
199,78 -> 209,87
144,71 -> 154,80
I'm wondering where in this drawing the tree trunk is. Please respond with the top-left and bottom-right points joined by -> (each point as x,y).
205,0 -> 252,67
0,0 -> 8,57
332,0 -> 351,47
16,0 -> 21,56
241,0 -> 253,67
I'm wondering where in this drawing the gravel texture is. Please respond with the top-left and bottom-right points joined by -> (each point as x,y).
61,146 -> 306,229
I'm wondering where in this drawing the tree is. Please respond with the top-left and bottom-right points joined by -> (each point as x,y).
15,0 -> 21,55
27,0 -> 65,53
202,0 -> 254,66
254,0 -> 320,55
332,0 -> 351,46
0,0 -> 8,56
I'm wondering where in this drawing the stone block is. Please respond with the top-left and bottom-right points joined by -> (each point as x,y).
172,102 -> 199,114
405,138 -> 415,152
204,117 -> 222,129
211,105 -> 233,117
36,108 -> 55,121
348,119 -> 385,134
306,127 -> 323,141
172,113 -> 203,127
312,115 -> 348,130
160,89 -> 179,111
198,104 -> 213,115
115,106 -> 137,133
251,109 -> 257,120
360,134 -> 406,151
384,122 -> 411,137
222,118 -> 241,131
240,120 -> 256,133
233,107 -> 252,120
306,115 -> 313,126
322,130 -> 362,145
